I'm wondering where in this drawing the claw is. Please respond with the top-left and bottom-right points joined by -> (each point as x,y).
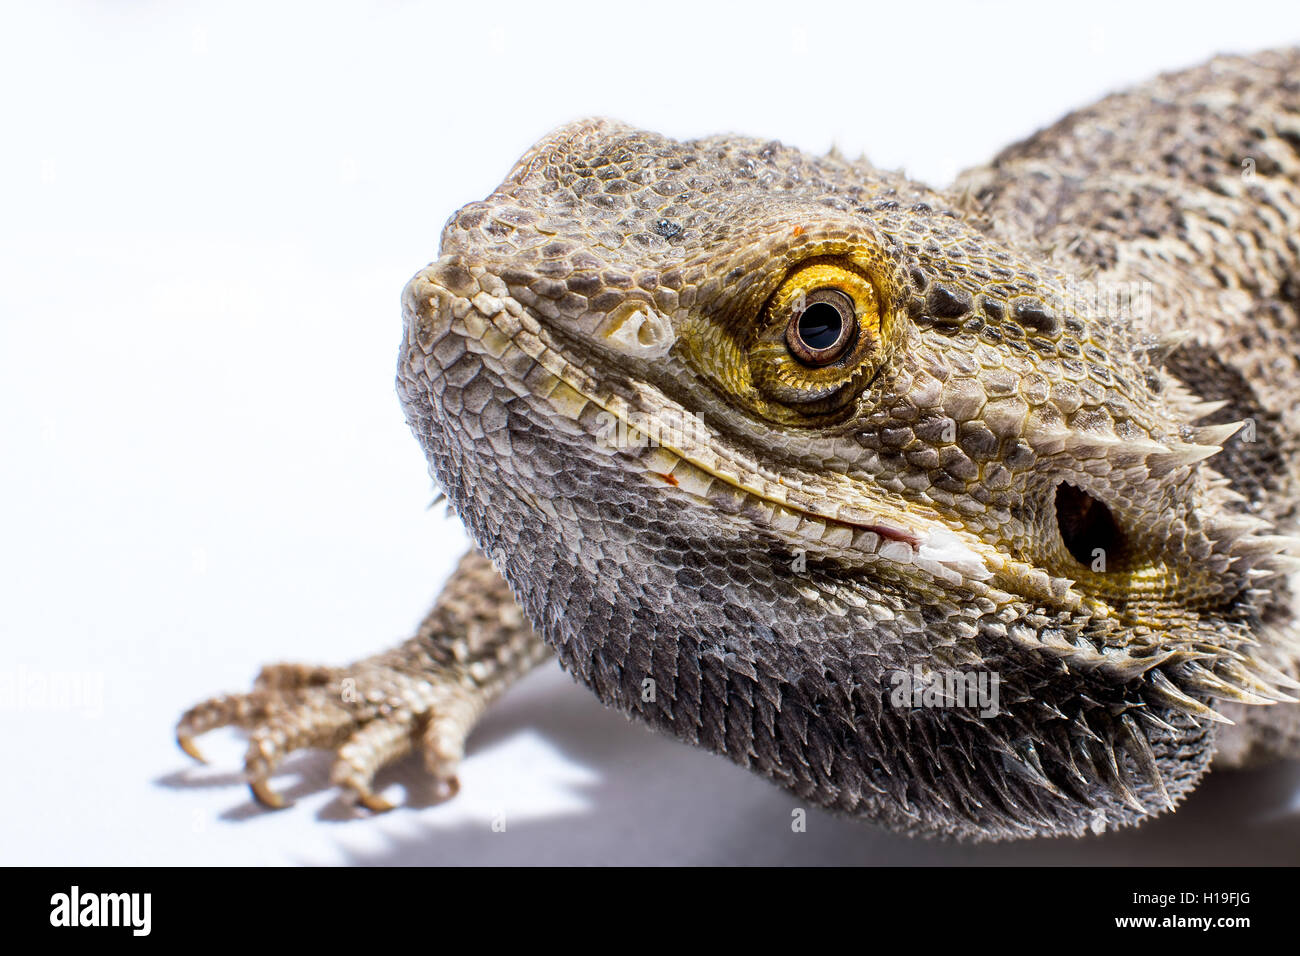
437,775 -> 461,801
250,779 -> 288,810
177,732 -> 207,764
356,789 -> 396,813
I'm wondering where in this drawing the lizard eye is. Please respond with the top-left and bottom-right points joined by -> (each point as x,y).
748,259 -> 887,413
786,289 -> 857,365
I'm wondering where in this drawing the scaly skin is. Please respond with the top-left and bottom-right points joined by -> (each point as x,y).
180,50 -> 1300,840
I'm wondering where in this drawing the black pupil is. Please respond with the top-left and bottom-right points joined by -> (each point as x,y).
798,302 -> 843,351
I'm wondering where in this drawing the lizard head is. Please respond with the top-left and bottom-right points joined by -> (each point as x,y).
399,119 -> 1298,839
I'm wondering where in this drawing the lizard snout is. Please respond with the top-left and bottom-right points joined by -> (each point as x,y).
401,254 -> 481,354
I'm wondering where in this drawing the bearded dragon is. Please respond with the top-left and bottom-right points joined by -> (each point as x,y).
178,49 -> 1300,840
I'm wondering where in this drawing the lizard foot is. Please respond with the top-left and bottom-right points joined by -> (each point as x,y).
177,658 -> 483,812
177,550 -> 550,812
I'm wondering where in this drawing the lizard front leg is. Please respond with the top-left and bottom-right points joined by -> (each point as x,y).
177,549 -> 550,810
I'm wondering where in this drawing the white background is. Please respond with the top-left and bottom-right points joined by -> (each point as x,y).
3,0 -> 1299,865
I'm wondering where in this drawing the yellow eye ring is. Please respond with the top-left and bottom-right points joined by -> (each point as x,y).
767,260 -> 881,356
748,259 -> 885,411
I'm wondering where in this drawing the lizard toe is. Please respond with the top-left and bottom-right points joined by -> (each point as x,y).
176,689 -> 284,764
244,690 -> 357,809
330,710 -> 420,812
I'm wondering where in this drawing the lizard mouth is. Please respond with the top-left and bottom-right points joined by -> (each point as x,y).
403,260 -> 996,584
403,256 -> 1295,694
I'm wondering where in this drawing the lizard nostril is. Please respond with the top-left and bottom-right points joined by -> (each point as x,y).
1055,482 -> 1126,569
